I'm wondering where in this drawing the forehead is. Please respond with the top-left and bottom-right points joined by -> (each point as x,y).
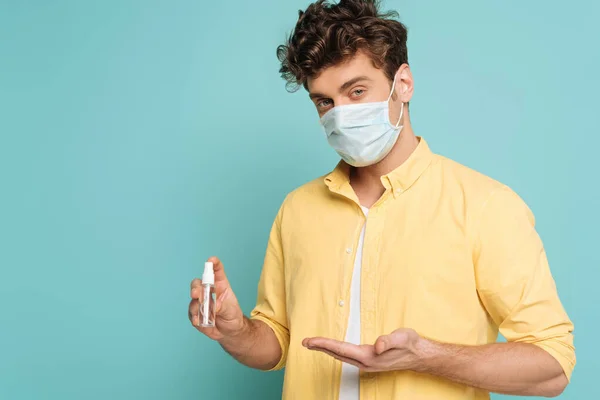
307,52 -> 385,93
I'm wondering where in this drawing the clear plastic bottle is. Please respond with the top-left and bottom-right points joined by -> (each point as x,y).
199,261 -> 216,327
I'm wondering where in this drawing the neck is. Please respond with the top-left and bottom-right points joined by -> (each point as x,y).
350,123 -> 419,191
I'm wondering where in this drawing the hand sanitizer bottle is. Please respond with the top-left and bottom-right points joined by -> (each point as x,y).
199,261 -> 216,327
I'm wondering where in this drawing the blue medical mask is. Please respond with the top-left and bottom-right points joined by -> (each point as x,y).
319,76 -> 404,167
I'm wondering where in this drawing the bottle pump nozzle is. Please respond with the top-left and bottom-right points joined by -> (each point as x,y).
202,261 -> 214,285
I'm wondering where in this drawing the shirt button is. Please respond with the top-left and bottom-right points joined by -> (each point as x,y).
339,300 -> 345,307
346,248 -> 352,254
395,189 -> 402,195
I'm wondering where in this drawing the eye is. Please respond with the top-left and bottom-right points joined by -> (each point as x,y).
350,88 -> 366,99
317,99 -> 333,109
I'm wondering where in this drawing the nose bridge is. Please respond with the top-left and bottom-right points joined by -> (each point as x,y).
334,94 -> 352,107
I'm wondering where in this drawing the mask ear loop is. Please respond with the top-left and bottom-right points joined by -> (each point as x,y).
387,75 -> 404,129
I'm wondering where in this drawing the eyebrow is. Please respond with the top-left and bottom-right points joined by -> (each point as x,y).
308,76 -> 372,100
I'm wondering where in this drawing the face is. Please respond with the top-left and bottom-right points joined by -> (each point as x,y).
307,51 -> 414,124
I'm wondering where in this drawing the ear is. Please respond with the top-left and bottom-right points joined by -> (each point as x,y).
395,64 -> 414,103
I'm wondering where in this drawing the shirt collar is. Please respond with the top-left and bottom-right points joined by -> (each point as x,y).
324,137 -> 434,198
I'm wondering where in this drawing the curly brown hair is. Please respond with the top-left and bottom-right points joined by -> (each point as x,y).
277,0 -> 409,92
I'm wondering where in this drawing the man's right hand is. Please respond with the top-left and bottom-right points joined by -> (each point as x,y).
188,256 -> 246,341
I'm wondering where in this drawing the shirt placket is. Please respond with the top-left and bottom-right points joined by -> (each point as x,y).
359,194 -> 389,399
337,214 -> 364,339
332,208 -> 367,400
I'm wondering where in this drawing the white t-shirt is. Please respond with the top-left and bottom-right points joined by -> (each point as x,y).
338,206 -> 369,400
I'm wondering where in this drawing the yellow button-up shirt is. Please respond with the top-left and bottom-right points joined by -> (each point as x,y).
250,138 -> 575,400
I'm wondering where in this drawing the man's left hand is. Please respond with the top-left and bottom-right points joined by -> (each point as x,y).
302,328 -> 425,372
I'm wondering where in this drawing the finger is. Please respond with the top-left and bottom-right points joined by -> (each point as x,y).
190,278 -> 202,299
188,300 -> 219,338
188,299 -> 200,326
305,338 -> 366,361
309,347 -> 368,370
304,337 -> 345,353
304,337 -> 342,349
206,256 -> 230,284
191,280 -> 206,300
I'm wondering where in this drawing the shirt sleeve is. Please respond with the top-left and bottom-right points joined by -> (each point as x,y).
249,204 -> 289,371
473,186 -> 576,380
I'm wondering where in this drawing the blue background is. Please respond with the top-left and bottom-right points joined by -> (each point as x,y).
0,0 -> 597,399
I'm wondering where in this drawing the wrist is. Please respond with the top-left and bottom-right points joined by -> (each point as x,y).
411,336 -> 441,373
219,317 -> 250,345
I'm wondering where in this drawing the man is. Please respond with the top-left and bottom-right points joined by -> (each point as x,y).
188,0 -> 576,399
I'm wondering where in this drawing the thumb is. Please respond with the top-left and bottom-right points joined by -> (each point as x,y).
215,287 -> 241,321
215,287 -> 231,314
207,256 -> 230,286
374,334 -> 392,355
374,329 -> 411,355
